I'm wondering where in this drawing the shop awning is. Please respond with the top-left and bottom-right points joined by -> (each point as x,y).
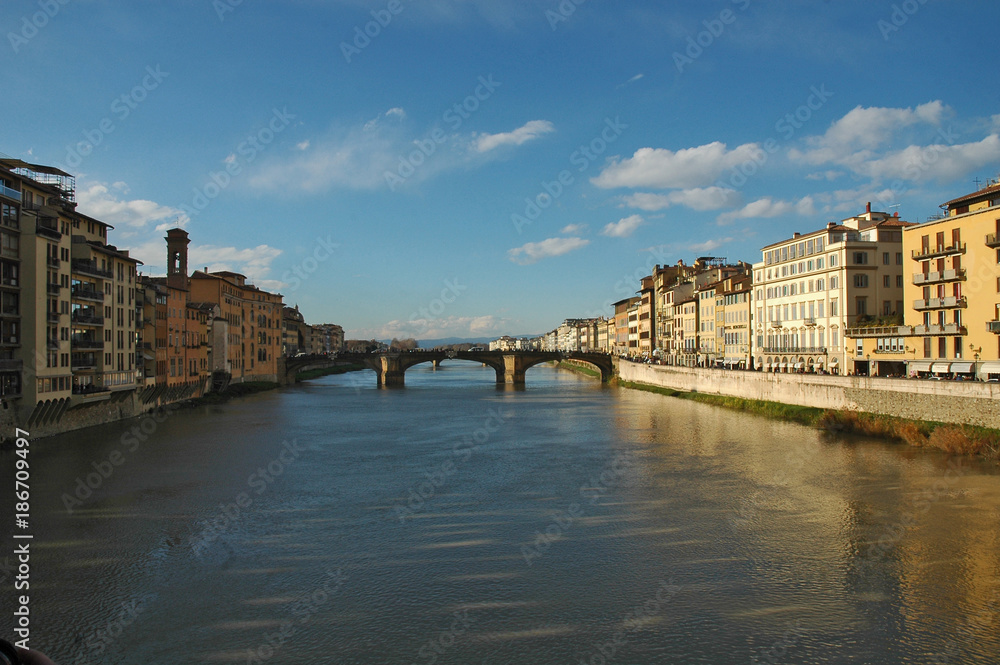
907,360 -> 932,373
980,362 -> 1000,374
778,362 -> 788,370
793,362 -> 804,369
950,362 -> 974,373
930,362 -> 951,373
762,363 -> 770,371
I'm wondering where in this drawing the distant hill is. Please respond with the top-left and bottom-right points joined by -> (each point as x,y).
415,335 -> 541,348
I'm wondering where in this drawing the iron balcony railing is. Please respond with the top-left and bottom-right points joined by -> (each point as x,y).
71,260 -> 113,279
986,233 -> 1000,248
913,296 -> 967,310
912,268 -> 966,285
71,310 -> 103,325
71,285 -> 104,302
912,323 -> 966,336
911,241 -> 966,260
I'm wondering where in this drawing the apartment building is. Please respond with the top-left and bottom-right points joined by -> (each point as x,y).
753,205 -> 913,375
849,186 -> 1000,379
183,229 -> 283,383
719,275 -> 753,369
698,281 -> 719,365
611,297 -> 637,355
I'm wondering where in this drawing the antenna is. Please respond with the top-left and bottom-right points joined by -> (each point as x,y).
973,177 -> 982,190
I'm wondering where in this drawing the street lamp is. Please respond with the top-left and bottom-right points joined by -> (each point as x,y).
970,344 -> 982,380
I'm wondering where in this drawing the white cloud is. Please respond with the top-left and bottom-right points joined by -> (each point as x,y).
560,223 -> 588,234
251,111 -> 551,192
508,236 -> 589,265
689,237 -> 733,253
805,170 -> 843,181
593,142 -> 763,190
623,186 -> 742,212
474,120 -> 555,153
850,134 -> 1000,183
355,314 -> 506,341
601,214 -> 645,238
717,196 -> 816,225
76,179 -> 282,286
76,181 -> 188,231
790,101 -> 949,165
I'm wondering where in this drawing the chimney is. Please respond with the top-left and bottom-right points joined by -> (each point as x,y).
793,232 -> 800,238
866,201 -> 871,213
165,228 -> 190,290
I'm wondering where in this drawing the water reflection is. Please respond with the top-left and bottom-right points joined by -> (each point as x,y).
0,364 -> 997,664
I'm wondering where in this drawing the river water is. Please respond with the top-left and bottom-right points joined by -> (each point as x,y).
2,363 -> 999,664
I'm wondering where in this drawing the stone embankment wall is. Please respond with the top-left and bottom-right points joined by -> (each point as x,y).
617,361 -> 1000,428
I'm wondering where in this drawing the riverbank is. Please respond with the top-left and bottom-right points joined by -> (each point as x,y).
294,363 -> 367,381
556,360 -> 602,379
615,377 -> 1000,461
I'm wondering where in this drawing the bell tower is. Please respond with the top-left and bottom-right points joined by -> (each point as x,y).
166,228 -> 190,289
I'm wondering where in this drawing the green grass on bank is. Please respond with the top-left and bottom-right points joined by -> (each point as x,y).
295,363 -> 367,381
556,361 -> 602,379
615,378 -> 1000,461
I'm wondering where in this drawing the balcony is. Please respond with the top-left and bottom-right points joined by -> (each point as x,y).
0,359 -> 22,371
71,285 -> 104,302
989,320 -> 1000,334
46,311 -> 60,323
846,325 -> 911,338
770,320 -> 783,328
913,296 -> 967,310
71,260 -> 113,279
987,233 -> 1000,249
46,255 -> 60,268
71,336 -> 104,351
803,318 -> 816,326
46,282 -> 61,295
71,310 -> 103,326
762,346 -> 828,354
912,323 -> 966,336
46,338 -> 59,350
911,242 -> 966,260
71,356 -> 97,370
912,268 -> 966,285
0,183 -> 20,202
36,221 -> 61,240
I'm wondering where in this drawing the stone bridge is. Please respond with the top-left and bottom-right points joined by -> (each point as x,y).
283,351 -> 615,387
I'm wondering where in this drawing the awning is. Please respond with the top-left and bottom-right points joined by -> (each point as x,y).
907,360 -> 933,373
778,362 -> 788,370
980,362 -> 1000,374
930,362 -> 951,373
762,363 -> 770,371
829,357 -> 839,365
793,362 -> 804,369
950,362 -> 974,373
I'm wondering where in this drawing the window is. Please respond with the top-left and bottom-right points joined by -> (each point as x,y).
856,298 -> 867,316
853,252 -> 868,265
817,258 -> 824,270
831,299 -> 839,316
896,252 -> 903,264
830,254 -> 838,267
854,274 -> 869,288
883,275 -> 891,288
896,275 -> 903,287
883,252 -> 890,265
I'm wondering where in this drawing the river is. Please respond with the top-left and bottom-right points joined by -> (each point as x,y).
2,363 -> 999,664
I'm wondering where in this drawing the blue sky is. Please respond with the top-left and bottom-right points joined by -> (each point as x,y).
4,0 -> 1000,340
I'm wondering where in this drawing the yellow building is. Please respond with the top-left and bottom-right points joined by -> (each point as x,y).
754,205 -> 914,375
893,187 -> 1000,379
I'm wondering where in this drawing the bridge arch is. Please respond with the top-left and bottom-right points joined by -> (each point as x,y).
285,351 -> 615,388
